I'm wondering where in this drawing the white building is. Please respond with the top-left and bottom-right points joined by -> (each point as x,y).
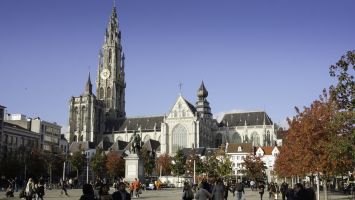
226,143 -> 255,178
256,146 -> 281,182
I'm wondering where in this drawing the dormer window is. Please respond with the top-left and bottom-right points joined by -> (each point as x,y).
238,146 -> 242,152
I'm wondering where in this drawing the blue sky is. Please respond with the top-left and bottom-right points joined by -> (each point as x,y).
0,0 -> 354,132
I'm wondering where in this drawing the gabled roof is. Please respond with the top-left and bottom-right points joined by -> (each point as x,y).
226,143 -> 254,154
110,140 -> 129,151
260,146 -> 273,155
142,139 -> 160,152
69,141 -> 96,153
220,111 -> 273,126
97,140 -> 114,151
183,98 -> 197,114
116,116 -> 164,132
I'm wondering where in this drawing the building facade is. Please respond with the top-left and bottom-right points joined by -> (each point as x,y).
68,6 -> 277,156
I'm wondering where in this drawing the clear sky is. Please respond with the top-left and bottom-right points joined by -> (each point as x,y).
0,0 -> 354,132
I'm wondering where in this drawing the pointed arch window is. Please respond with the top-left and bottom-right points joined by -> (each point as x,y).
107,87 -> 111,98
172,124 -> 187,153
108,49 -> 112,64
100,88 -> 104,99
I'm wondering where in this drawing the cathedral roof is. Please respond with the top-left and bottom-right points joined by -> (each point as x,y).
183,99 -> 197,114
220,111 -> 273,127
97,140 -> 114,151
182,147 -> 206,157
117,116 -> 164,132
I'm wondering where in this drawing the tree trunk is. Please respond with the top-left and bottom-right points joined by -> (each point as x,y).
323,176 -> 328,200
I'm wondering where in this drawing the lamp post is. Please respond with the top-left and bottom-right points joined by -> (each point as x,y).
193,159 -> 196,184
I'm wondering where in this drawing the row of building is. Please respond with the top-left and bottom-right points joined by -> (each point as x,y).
0,105 -> 68,162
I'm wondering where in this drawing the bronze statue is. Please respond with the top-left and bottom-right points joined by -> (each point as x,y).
129,131 -> 141,154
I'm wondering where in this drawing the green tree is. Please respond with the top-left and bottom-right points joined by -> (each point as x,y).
171,149 -> 186,177
329,50 -> 355,111
90,148 -> 107,178
69,151 -> 86,178
217,152 -> 233,177
203,152 -> 219,178
186,149 -> 204,176
242,155 -> 266,182
140,147 -> 156,176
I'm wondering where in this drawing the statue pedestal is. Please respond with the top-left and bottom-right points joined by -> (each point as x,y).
124,154 -> 145,183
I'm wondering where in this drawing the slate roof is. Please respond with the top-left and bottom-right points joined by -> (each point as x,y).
116,116 -> 164,132
226,143 -> 254,154
142,139 -> 160,152
220,111 -> 273,126
110,140 -> 129,151
184,99 -> 197,114
97,140 -> 114,151
69,141 -> 96,153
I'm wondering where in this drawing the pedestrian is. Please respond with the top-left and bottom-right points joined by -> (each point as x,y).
293,183 -> 308,200
60,179 -> 69,196
235,180 -> 245,200
112,182 -> 131,200
195,183 -> 212,200
100,184 -> 113,200
182,182 -> 194,200
258,182 -> 265,200
280,182 -> 288,200
212,178 -> 225,200
35,180 -> 45,200
25,178 -> 34,200
132,178 -> 141,198
80,183 -> 95,200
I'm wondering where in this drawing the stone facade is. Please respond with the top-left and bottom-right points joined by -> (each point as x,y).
68,6 -> 277,156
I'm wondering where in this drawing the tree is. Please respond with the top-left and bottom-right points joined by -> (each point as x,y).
216,151 -> 233,177
140,147 -> 156,176
329,50 -> 355,111
106,151 -> 125,178
171,149 -> 186,177
203,152 -> 219,178
242,155 -> 266,182
185,150 -> 204,176
156,154 -> 172,176
69,151 -> 86,178
90,148 -> 107,178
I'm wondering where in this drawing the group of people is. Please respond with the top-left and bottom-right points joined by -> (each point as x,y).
257,181 -> 315,200
182,178 -> 246,200
18,178 -> 45,200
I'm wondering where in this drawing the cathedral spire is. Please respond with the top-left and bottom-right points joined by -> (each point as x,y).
196,81 -> 212,119
85,72 -> 92,95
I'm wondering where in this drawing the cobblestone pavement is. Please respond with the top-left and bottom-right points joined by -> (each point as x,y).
0,188 -> 353,200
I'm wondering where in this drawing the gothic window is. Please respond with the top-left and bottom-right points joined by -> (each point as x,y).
172,124 -> 187,153
107,87 -> 111,98
100,88 -> 104,99
108,49 -> 112,64
251,132 -> 260,146
174,111 -> 177,118
73,135 -> 77,142
79,135 -> 83,142
215,133 -> 222,148
182,110 -> 186,117
232,132 -> 241,143
73,107 -> 78,131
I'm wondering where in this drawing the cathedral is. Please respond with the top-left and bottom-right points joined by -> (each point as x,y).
68,6 -> 276,155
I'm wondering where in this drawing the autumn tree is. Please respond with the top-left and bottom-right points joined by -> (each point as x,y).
185,149 -> 204,176
156,154 -> 172,176
106,151 -> 125,178
90,148 -> 107,178
242,155 -> 266,182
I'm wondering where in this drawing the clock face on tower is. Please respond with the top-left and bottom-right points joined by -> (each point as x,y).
100,68 -> 110,80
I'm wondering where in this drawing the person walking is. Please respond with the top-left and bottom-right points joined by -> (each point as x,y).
35,180 -> 45,200
132,178 -> 141,198
60,179 -> 69,196
280,182 -> 288,200
25,178 -> 34,200
80,183 -> 95,200
212,178 -> 225,200
112,182 -> 131,200
182,182 -> 194,200
235,180 -> 245,200
258,182 -> 265,200
195,183 -> 212,200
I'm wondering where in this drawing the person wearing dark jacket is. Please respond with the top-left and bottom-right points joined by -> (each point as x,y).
80,184 -> 95,200
293,183 -> 308,200
112,182 -> 131,200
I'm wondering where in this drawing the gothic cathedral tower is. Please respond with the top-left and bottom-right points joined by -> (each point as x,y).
96,6 -> 126,131
68,6 -> 125,144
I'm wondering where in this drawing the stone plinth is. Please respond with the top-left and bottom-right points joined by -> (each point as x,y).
124,154 -> 145,183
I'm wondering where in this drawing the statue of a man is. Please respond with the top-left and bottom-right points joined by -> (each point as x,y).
129,131 -> 141,154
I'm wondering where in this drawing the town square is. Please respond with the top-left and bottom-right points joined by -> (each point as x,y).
0,1 -> 354,200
